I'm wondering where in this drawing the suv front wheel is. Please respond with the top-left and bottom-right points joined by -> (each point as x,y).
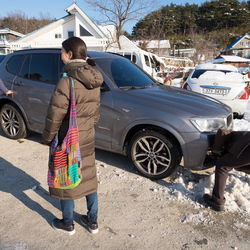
129,129 -> 180,179
0,103 -> 28,139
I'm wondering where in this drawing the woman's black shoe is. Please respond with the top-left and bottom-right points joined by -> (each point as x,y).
52,218 -> 75,235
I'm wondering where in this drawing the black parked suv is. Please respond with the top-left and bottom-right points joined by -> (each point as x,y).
0,49 -> 233,179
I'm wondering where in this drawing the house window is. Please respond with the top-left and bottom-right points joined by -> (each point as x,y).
0,34 -> 7,40
68,31 -> 74,38
246,41 -> 250,47
240,42 -> 243,46
79,25 -> 93,36
55,34 -> 61,39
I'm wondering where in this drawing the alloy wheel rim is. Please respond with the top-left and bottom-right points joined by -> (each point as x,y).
1,108 -> 20,136
132,136 -> 171,175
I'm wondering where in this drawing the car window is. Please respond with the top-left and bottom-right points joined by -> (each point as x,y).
20,55 -> 31,79
17,53 -> 62,84
123,54 -> 131,60
7,55 -> 25,75
191,69 -> 235,79
150,56 -> 155,68
95,58 -> 155,88
59,59 -> 64,75
29,54 -> 59,84
144,55 -> 150,67
123,54 -> 137,63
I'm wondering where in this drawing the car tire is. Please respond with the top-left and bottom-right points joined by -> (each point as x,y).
0,103 -> 28,139
234,113 -> 244,119
129,129 -> 180,179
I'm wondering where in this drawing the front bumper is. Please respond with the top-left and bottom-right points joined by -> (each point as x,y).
181,131 -> 216,170
222,99 -> 248,115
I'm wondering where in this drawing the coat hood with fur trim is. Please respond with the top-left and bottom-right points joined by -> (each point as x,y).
63,59 -> 103,89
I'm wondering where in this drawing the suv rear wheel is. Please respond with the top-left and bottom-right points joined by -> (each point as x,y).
129,129 -> 180,179
0,103 -> 28,139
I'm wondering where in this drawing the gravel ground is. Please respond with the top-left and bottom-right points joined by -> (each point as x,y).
0,129 -> 250,250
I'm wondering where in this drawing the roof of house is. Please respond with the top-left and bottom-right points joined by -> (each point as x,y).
14,2 -> 106,43
133,40 -> 171,49
0,28 -> 24,38
0,39 -> 10,48
107,35 -> 140,51
65,3 -> 106,37
225,33 -> 250,50
206,55 -> 250,64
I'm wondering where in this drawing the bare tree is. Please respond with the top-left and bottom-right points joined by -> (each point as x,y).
190,29 -> 216,64
0,11 -> 54,34
4,11 -> 29,34
85,0 -> 154,49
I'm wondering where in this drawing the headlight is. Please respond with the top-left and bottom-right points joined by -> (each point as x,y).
190,117 -> 226,132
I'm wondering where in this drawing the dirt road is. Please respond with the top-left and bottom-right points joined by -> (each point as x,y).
0,130 -> 250,249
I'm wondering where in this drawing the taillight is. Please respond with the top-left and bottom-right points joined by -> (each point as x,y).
182,82 -> 189,89
238,87 -> 249,99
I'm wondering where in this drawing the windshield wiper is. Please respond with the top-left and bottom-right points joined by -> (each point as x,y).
119,86 -> 145,90
144,83 -> 156,88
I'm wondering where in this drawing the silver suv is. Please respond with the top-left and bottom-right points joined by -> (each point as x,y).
0,49 -> 233,179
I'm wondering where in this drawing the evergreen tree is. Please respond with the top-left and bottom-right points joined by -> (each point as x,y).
132,0 -> 250,49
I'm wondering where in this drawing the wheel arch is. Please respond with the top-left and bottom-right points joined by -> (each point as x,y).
0,99 -> 30,130
122,122 -> 183,162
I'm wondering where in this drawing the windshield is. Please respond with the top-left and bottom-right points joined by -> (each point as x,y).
95,58 -> 155,88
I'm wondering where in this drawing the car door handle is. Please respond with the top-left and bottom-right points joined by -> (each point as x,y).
14,81 -> 25,86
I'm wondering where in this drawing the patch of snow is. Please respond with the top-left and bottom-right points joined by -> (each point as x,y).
161,100 -> 250,215
198,71 -> 243,82
182,211 -> 213,225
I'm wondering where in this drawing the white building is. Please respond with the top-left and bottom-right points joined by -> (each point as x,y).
206,55 -> 250,68
133,40 -> 171,57
0,28 -> 24,54
10,2 -> 109,51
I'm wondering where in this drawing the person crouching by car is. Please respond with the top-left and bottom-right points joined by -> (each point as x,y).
203,128 -> 250,212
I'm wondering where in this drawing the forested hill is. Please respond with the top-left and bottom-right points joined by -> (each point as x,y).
131,0 -> 250,49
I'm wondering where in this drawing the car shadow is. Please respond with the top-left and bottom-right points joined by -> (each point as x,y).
0,129 -> 44,144
0,130 -> 211,208
96,146 -> 212,206
0,156 -> 60,225
95,148 -> 141,177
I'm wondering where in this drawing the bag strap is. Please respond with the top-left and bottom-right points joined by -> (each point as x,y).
63,73 -> 77,127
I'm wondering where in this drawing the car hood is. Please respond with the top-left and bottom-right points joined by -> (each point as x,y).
125,84 -> 231,117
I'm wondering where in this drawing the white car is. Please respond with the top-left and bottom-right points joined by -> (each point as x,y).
183,64 -> 249,118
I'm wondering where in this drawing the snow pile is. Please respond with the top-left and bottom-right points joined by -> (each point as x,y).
164,166 -> 250,214
164,104 -> 250,214
225,172 -> 250,213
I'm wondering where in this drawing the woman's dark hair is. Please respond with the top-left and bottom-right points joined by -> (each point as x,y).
62,36 -> 95,66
